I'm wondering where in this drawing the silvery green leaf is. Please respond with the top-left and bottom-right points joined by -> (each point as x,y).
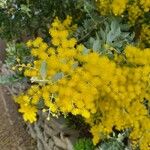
117,133 -> 125,142
113,41 -> 123,48
0,75 -> 17,85
122,33 -> 130,38
93,39 -> 100,52
120,23 -> 130,31
111,20 -> 117,32
105,22 -> 110,33
108,52 -> 114,59
6,42 -> 16,53
99,139 -> 125,150
100,28 -> 106,41
89,37 -> 95,47
20,4 -> 31,17
130,33 -> 135,39
37,99 -> 44,109
72,62 -> 79,69
81,17 -> 133,56
84,0 -> 95,12
52,72 -> 64,82
40,61 -> 47,80
82,46 -> 90,54
107,28 -> 121,43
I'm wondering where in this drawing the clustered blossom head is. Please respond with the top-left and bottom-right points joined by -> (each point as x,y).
139,24 -> 150,48
95,0 -> 150,48
96,0 -> 150,18
14,16 -> 150,149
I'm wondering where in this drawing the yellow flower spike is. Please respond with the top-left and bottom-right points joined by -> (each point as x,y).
27,63 -> 32,67
68,38 -> 77,47
72,108 -> 80,115
31,95 -> 39,105
39,52 -> 48,60
47,48 -> 55,55
52,38 -> 60,46
27,89 -> 34,96
50,29 -> 59,38
59,30 -> 69,39
19,104 -> 37,123
26,40 -> 32,47
40,42 -> 48,51
23,95 -> 30,103
77,44 -> 84,52
30,70 -> 38,76
63,15 -> 72,27
24,69 -> 30,76
31,48 -> 38,56
32,37 -> 43,47
49,104 -> 57,113
82,110 -> 90,119
111,0 -> 127,16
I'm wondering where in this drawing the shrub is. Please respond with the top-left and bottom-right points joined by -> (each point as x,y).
13,17 -> 150,150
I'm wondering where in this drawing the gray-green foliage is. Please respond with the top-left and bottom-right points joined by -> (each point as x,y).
87,18 -> 134,54
1,42 -> 31,86
40,61 -> 47,80
75,17 -> 134,57
96,131 -> 131,150
74,0 -> 134,56
97,139 -> 125,150
0,74 -> 21,85
74,0 -> 105,43
5,42 -> 32,68
74,138 -> 95,150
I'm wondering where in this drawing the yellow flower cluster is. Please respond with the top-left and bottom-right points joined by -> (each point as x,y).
89,45 -> 150,149
127,1 -> 143,25
96,0 -> 150,24
140,0 -> 150,12
111,0 -> 128,16
95,0 -> 111,16
96,0 -> 150,48
125,45 -> 150,65
96,0 -> 127,16
15,17 -> 150,149
15,16 -> 83,122
15,93 -> 38,123
139,24 -> 150,48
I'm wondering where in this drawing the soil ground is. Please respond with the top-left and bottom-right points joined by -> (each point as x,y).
0,87 -> 36,150
0,40 -> 36,150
